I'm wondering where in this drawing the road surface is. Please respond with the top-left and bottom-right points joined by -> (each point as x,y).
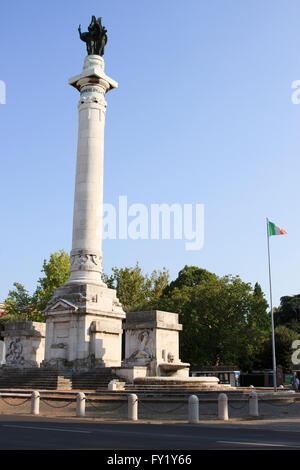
0,414 -> 300,450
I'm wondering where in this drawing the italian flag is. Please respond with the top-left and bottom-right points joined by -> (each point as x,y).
268,221 -> 287,236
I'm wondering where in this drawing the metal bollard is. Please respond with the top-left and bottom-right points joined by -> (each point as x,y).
249,391 -> 259,417
128,394 -> 138,421
188,395 -> 199,424
218,393 -> 229,421
76,392 -> 86,417
31,391 -> 40,415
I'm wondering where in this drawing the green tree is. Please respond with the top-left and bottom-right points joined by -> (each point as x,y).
243,282 -> 271,371
34,249 -> 70,316
4,283 -> 37,321
274,294 -> 300,332
3,250 -> 71,323
158,268 -> 270,370
103,263 -> 169,312
162,265 -> 217,296
144,268 -> 169,309
250,283 -> 270,329
257,325 -> 299,373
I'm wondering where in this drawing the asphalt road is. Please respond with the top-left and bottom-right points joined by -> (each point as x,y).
0,415 -> 300,451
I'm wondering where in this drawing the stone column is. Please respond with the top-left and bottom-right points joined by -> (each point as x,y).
43,55 -> 125,370
68,55 -> 118,286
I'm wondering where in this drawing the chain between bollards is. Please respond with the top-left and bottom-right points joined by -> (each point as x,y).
17,389 -> 300,421
0,390 -> 269,421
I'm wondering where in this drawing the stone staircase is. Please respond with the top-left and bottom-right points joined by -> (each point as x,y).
121,383 -> 246,398
72,369 -> 121,390
125,384 -> 232,393
0,368 -> 122,391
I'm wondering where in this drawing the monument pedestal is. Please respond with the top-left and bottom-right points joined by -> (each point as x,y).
1,322 -> 45,368
43,283 -> 125,370
120,310 -> 190,380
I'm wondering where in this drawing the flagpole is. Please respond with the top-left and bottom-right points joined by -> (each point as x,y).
266,217 -> 277,392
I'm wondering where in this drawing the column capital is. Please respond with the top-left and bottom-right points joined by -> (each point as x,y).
69,55 -> 118,93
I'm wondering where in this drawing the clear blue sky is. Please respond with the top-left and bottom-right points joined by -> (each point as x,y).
1,0 -> 300,307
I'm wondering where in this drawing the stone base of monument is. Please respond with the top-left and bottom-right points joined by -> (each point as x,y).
1,322 -> 46,368
42,282 -> 126,370
122,310 -> 188,374
112,372 -> 231,391
0,311 -> 233,392
113,310 -> 228,391
132,376 -> 226,391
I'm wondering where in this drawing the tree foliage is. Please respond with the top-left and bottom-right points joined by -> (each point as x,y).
158,267 -> 270,371
162,265 -> 217,295
34,249 -> 70,315
4,283 -> 37,321
275,294 -> 300,332
103,263 -> 169,312
2,250 -> 70,323
257,326 -> 299,373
